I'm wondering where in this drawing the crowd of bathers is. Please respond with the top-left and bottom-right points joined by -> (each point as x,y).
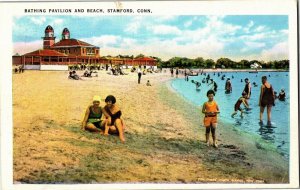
169,69 -> 286,148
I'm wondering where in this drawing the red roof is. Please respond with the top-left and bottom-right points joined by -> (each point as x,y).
135,57 -> 155,61
24,49 -> 67,57
52,39 -> 96,47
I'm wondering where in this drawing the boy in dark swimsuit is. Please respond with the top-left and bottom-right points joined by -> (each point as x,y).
225,78 -> 232,94
243,78 -> 251,99
231,92 -> 249,118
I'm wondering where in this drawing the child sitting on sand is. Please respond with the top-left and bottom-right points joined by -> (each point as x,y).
69,70 -> 81,80
146,80 -> 152,86
231,92 -> 249,118
202,90 -> 220,148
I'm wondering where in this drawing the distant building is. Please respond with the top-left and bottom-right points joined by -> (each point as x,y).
13,25 -> 157,70
250,63 -> 262,69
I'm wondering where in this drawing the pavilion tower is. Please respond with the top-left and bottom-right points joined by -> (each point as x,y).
42,25 -> 56,49
62,28 -> 70,40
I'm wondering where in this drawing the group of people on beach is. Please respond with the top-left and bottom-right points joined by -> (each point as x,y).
13,65 -> 25,74
69,64 -> 158,86
81,95 -> 126,143
68,68 -> 99,80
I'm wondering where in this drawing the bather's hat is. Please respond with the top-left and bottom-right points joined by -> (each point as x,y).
93,95 -> 101,103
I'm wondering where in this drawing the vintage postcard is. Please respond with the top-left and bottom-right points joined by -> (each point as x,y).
0,0 -> 298,189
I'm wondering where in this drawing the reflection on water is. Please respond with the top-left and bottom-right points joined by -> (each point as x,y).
258,125 -> 276,142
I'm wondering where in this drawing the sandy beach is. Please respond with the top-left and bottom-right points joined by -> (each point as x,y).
13,70 -> 288,184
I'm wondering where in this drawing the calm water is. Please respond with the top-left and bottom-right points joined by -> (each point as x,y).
171,71 -> 290,158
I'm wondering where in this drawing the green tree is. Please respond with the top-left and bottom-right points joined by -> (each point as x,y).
181,57 -> 193,68
216,57 -> 234,68
168,57 -> 182,67
281,60 -> 289,69
205,59 -> 215,68
239,60 -> 249,69
194,57 -> 205,68
135,54 -> 145,58
264,61 -> 272,69
160,61 -> 170,68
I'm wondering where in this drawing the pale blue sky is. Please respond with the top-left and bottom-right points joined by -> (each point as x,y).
13,15 -> 289,61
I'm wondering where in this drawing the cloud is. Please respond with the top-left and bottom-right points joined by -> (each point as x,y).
240,33 -> 266,41
184,20 -> 193,28
91,34 -> 225,61
280,29 -> 289,35
240,41 -> 266,53
248,20 -> 254,28
254,25 -> 266,32
243,20 -> 254,33
81,35 -> 120,47
245,41 -> 266,48
125,21 -> 141,34
30,17 -> 46,25
117,16 -> 240,60
53,19 -> 63,25
205,16 -> 241,35
260,42 -> 288,61
13,40 -> 43,55
151,25 -> 182,35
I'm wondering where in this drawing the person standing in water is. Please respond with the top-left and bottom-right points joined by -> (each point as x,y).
259,76 -> 275,126
243,78 -> 251,99
231,92 -> 249,118
209,79 -> 218,92
278,89 -> 286,101
225,78 -> 232,94
202,90 -> 220,148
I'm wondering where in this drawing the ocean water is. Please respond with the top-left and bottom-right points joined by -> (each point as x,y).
171,71 -> 290,158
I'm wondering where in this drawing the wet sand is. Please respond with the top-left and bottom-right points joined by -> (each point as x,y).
13,70 -> 288,184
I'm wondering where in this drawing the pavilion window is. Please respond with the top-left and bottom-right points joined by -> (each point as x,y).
44,57 -> 50,62
52,57 -> 58,62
